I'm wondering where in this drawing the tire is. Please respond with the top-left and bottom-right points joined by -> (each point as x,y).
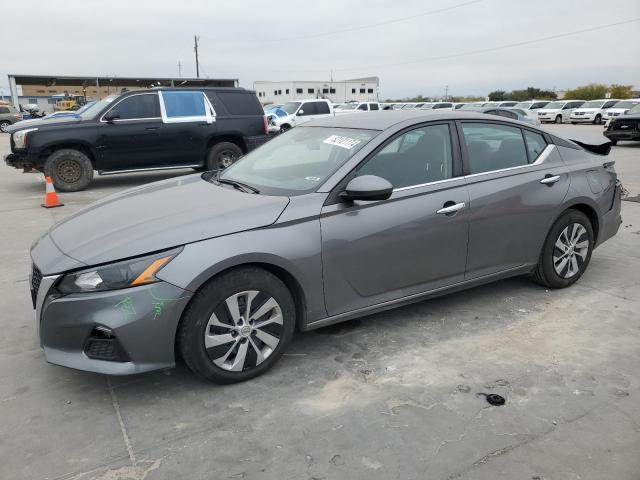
530,210 -> 594,289
0,121 -> 10,132
571,122 -> 577,125
178,267 -> 296,384
609,139 -> 618,146
205,142 -> 243,171
43,149 -> 93,192
594,114 -> 602,125
280,124 -> 291,133
555,115 -> 563,124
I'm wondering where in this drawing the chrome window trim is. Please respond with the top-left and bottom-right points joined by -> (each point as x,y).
393,176 -> 460,192
464,144 -> 554,180
99,92 -> 160,123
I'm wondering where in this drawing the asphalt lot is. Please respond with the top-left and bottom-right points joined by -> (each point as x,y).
1,124 -> 639,480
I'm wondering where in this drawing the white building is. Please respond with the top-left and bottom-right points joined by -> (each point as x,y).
254,77 -> 380,105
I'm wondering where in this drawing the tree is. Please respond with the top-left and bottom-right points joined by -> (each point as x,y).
563,84 -> 608,100
508,87 -> 556,101
488,90 -> 506,101
609,84 -> 633,99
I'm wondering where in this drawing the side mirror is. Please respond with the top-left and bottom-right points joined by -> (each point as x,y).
297,109 -> 305,116
341,175 -> 393,202
103,109 -> 120,122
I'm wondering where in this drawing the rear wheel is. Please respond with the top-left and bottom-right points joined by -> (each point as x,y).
555,115 -> 563,124
205,142 -> 243,171
0,121 -> 10,132
178,267 -> 295,383
530,210 -> 594,289
43,149 -> 94,192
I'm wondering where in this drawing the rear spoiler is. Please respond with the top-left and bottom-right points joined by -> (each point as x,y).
569,139 -> 612,156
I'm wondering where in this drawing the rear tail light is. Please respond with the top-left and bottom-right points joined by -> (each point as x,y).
263,115 -> 268,135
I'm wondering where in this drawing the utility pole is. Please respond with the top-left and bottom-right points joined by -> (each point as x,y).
194,35 -> 200,78
444,85 -> 449,100
178,61 -> 182,78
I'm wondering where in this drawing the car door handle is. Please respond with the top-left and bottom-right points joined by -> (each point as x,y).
436,202 -> 466,215
540,174 -> 561,185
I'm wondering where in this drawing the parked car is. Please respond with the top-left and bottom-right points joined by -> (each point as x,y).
5,88 -> 268,191
278,99 -> 334,131
603,100 -> 640,122
570,99 -> 620,125
334,102 -> 381,113
537,100 -> 585,123
0,104 -> 23,132
459,102 -> 485,110
453,103 -> 467,110
604,103 -> 640,145
30,111 -> 622,383
421,102 -> 454,110
511,100 -> 551,111
480,107 -> 540,125
481,101 -> 518,108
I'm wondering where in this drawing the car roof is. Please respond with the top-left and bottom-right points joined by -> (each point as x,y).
305,110 -> 525,130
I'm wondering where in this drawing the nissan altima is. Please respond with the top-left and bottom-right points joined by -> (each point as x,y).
30,111 -> 622,383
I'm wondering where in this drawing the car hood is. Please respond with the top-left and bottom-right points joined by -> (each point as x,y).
538,109 -> 562,114
47,174 -> 290,267
573,108 -> 600,113
606,108 -> 630,114
7,116 -> 85,133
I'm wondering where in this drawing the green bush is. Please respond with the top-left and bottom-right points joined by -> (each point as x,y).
564,84 -> 608,100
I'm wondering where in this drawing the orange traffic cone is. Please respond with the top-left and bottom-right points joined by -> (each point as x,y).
41,176 -> 64,208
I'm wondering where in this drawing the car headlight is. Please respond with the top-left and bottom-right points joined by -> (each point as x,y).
13,127 -> 38,149
57,248 -> 182,294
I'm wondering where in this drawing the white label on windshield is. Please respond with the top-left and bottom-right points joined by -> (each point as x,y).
323,135 -> 361,150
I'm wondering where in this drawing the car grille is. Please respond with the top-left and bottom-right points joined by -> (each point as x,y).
574,112 -> 584,115
611,119 -> 639,131
31,264 -> 42,309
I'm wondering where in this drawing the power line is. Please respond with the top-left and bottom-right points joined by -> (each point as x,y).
333,17 -> 640,72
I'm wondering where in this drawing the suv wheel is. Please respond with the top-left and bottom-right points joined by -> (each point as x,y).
554,114 -> 563,124
530,210 -> 594,289
0,121 -> 10,132
178,267 -> 295,383
206,142 -> 243,170
594,114 -> 602,125
44,149 -> 94,192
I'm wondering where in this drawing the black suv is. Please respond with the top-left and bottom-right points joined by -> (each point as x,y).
5,87 -> 268,191
604,103 -> 640,146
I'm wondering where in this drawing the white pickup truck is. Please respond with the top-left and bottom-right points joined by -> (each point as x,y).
278,99 -> 334,132
334,102 -> 381,114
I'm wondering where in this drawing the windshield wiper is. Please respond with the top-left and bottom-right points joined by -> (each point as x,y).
217,177 -> 260,194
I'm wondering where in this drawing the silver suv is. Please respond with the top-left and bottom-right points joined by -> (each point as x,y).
0,104 -> 23,132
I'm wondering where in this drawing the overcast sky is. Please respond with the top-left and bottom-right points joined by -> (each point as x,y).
2,0 -> 639,99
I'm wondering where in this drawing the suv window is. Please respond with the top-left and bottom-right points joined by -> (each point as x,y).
523,130 -> 547,161
315,102 -> 330,114
462,122 -> 528,174
216,92 -> 261,115
357,124 -> 453,189
160,91 -> 207,119
299,102 -> 317,116
0,107 -> 9,114
110,94 -> 159,120
370,103 -> 379,111
357,104 -> 368,111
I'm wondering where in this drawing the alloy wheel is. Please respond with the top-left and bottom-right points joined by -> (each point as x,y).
553,223 -> 589,278
204,290 -> 283,371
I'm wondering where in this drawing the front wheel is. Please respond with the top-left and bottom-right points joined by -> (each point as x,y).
0,121 -> 10,132
205,142 -> 243,170
555,115 -> 563,124
530,210 -> 594,289
43,149 -> 94,192
178,267 -> 296,383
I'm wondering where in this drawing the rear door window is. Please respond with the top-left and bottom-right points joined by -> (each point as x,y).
0,107 -> 9,114
108,93 -> 159,120
159,90 -> 215,123
370,103 -> 379,111
461,122 -> 528,174
315,102 -> 330,114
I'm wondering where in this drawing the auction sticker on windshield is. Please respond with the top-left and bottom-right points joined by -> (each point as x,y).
323,135 -> 362,150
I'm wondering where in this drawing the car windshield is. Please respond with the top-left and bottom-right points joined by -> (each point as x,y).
581,101 -> 604,108
78,95 -> 119,119
544,102 -> 564,109
336,104 -> 358,110
281,101 -> 301,114
513,102 -> 532,109
612,101 -> 637,109
218,127 -> 377,196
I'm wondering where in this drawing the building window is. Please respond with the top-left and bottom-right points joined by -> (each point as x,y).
258,92 -> 261,97
47,99 -> 57,104
330,88 -> 336,94
322,88 -> 329,93
308,88 -> 314,94
368,88 -> 373,94
351,88 -> 356,94
28,98 -> 38,104
360,88 -> 365,94
286,89 -> 289,94
296,88 -> 303,94
274,90 -> 278,96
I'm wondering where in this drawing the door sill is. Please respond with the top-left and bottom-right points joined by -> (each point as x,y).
98,165 -> 203,175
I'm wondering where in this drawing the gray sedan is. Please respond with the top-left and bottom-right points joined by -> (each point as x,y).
31,111 -> 622,383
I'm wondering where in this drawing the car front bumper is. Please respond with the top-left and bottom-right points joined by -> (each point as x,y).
34,273 -> 193,375
537,113 -> 560,122
569,114 -> 596,123
604,130 -> 640,141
